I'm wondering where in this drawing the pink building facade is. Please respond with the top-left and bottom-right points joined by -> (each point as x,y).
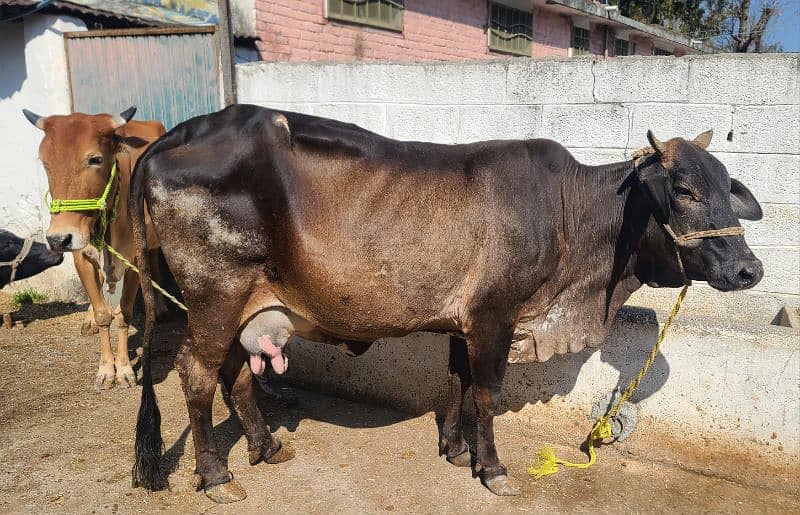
255,0 -> 699,62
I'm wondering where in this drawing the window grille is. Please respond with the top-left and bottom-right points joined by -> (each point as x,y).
614,38 -> 629,56
572,26 -> 590,55
488,2 -> 533,57
326,0 -> 404,31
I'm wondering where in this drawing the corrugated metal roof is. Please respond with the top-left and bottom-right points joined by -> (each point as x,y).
0,0 -> 256,38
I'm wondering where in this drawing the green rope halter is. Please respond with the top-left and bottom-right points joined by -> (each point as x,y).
45,161 -> 120,249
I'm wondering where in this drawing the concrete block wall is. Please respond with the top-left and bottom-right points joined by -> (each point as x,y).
237,53 -> 800,306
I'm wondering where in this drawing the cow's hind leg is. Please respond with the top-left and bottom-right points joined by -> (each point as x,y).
175,335 -> 247,504
439,335 -> 472,467
466,319 -> 520,496
220,345 -> 295,467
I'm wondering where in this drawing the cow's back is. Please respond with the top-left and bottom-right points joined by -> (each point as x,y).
141,105 -> 566,340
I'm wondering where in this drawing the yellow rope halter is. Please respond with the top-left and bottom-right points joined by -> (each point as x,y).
529,157 -> 747,478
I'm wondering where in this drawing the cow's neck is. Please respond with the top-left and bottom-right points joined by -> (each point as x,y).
512,158 -> 658,362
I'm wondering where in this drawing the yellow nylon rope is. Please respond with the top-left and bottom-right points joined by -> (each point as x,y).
529,284 -> 689,478
104,244 -> 188,312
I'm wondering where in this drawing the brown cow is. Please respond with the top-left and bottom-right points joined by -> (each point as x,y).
23,107 -> 166,390
130,105 -> 763,502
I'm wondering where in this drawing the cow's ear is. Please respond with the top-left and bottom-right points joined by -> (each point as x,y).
730,178 -> 762,221
110,131 -> 149,151
637,164 -> 672,224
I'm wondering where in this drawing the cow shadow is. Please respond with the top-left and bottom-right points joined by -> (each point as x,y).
12,301 -> 89,323
260,305 -> 666,438
155,306 -> 667,474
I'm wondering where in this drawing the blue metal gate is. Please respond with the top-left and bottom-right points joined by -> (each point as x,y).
65,27 -> 220,130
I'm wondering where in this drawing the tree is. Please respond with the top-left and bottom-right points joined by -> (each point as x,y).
608,0 -> 706,35
701,0 -> 782,52
609,0 -> 783,52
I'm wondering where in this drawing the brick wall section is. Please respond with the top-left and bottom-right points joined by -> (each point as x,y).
255,0 -> 687,62
256,0 -> 494,62
530,8 -> 571,58
239,54 -> 800,303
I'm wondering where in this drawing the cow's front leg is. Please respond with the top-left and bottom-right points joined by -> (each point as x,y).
440,335 -> 472,467
175,337 -> 246,503
113,268 -> 140,387
466,320 -> 519,496
220,345 -> 295,467
73,251 -> 115,390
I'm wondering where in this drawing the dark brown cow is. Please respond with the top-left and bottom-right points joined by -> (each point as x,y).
23,108 -> 167,389
129,105 -> 762,503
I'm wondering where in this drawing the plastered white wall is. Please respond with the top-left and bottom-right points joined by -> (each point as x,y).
237,54 -> 800,308
0,14 -> 87,300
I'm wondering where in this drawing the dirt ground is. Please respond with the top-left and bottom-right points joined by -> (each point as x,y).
1,295 -> 798,514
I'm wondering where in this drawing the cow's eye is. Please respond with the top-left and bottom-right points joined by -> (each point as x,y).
674,186 -> 694,199
88,155 -> 104,166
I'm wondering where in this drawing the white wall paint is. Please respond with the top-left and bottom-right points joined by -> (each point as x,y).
0,14 -> 87,300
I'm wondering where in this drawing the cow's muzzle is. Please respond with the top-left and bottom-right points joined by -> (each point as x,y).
46,232 -> 87,252
708,258 -> 764,291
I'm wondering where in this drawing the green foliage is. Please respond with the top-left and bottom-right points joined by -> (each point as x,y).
608,0 -> 705,35
12,288 -> 47,307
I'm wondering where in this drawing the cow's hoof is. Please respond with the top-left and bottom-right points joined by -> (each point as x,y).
483,474 -> 520,496
81,318 -> 99,336
204,479 -> 247,504
446,449 -> 472,468
94,365 -> 116,391
115,363 -> 137,388
265,440 -> 295,464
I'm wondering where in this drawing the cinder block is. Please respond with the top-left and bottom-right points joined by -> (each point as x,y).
386,105 -> 460,144
629,103 -> 734,152
594,57 -> 689,103
311,103 -> 387,135
688,54 -> 800,105
714,152 -> 800,205
732,105 -> 800,154
506,58 -> 595,104
237,62 -> 321,103
566,147 -> 628,166
750,246 -> 800,296
457,105 -> 540,143
742,203 -> 800,247
315,61 -> 509,105
541,104 -> 629,148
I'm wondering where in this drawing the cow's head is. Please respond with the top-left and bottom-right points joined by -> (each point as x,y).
23,107 -> 139,252
0,230 -> 63,287
636,129 -> 763,292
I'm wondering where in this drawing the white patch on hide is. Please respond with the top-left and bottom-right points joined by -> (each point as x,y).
541,304 -> 567,332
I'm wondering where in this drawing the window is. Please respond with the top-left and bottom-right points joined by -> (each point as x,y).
653,47 -> 672,56
326,0 -> 404,32
572,26 -> 590,55
614,38 -> 629,56
488,2 -> 533,57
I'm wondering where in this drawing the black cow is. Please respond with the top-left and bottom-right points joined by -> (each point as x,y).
0,229 -> 63,288
129,105 -> 762,503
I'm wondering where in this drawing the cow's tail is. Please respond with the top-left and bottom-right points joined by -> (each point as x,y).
130,151 -> 164,490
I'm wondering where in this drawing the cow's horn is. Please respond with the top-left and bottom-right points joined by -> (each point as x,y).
22,109 -> 46,130
111,106 -> 137,128
646,130 -> 666,154
692,129 -> 713,150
